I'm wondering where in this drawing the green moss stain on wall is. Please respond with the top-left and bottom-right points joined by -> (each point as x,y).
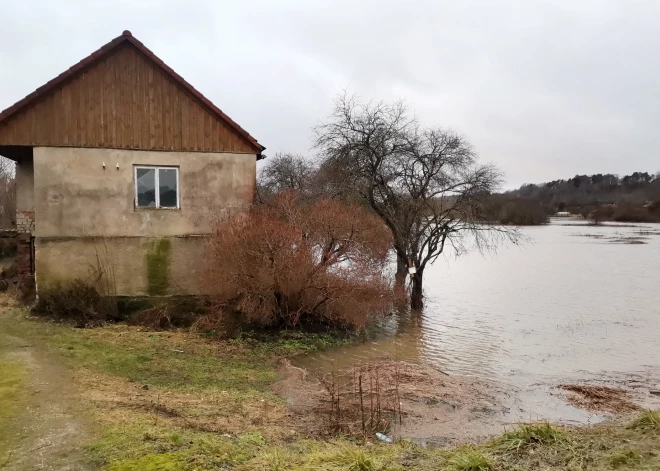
147,238 -> 171,296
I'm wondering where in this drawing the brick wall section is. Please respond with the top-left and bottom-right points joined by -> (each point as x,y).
16,210 -> 35,234
16,210 -> 36,303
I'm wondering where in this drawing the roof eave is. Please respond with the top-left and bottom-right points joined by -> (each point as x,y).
0,30 -> 264,154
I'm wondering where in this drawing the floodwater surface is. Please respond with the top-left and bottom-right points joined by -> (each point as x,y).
294,219 -> 660,425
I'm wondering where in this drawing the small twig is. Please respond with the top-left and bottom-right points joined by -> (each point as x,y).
359,370 -> 366,442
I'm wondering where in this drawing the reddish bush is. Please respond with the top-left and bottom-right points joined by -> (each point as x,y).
202,193 -> 395,330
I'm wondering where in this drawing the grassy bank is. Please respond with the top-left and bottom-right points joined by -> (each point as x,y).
1,308 -> 659,470
0,359 -> 27,460
0,300 -> 28,461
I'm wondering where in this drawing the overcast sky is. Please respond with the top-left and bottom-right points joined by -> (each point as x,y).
2,0 -> 659,188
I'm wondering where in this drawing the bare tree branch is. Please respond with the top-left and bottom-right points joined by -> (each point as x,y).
314,93 -> 520,309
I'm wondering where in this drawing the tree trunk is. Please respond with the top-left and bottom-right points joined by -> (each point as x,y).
394,256 -> 408,294
410,269 -> 424,311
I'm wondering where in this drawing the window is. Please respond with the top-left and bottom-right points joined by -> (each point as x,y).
135,166 -> 179,209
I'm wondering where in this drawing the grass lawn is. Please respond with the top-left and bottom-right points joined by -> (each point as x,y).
1,307 -> 659,470
0,359 -> 27,460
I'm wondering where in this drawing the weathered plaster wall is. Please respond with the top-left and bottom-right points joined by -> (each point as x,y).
32,147 -> 256,295
33,147 -> 256,238
35,236 -> 208,296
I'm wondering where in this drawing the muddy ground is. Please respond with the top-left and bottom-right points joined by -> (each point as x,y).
274,358 -> 660,446
275,360 -> 517,445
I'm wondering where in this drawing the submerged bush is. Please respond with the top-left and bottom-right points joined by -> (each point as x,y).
33,280 -> 121,327
203,192 -> 396,330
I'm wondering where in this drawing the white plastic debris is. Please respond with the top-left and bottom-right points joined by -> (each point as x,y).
375,432 -> 393,444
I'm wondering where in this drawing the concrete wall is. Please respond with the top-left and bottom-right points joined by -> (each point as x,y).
33,147 -> 256,238
33,147 -> 256,295
36,236 -> 208,296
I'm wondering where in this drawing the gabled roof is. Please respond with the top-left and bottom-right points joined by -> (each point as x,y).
0,30 -> 264,153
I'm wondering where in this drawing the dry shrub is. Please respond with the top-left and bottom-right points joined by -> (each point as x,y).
129,301 -> 197,330
0,157 -> 15,228
317,362 -> 403,440
33,238 -> 122,326
0,261 -> 17,292
202,192 -> 396,330
0,284 -> 19,307
128,298 -> 240,335
190,309 -> 241,338
33,280 -> 122,327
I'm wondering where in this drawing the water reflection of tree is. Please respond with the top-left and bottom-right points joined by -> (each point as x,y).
389,298 -> 504,378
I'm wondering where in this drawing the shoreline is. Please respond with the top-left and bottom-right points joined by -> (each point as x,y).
276,355 -> 660,445
1,306 -> 660,470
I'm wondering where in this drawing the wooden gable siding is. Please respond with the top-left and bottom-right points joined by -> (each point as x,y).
0,43 -> 255,153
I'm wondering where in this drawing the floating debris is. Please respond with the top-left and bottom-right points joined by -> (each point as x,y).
558,384 -> 640,414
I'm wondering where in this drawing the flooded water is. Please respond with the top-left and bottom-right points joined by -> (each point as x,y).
294,219 -> 660,425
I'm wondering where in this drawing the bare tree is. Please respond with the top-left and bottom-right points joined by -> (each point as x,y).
0,157 -> 15,228
257,151 -> 366,205
314,94 -> 520,310
257,152 -> 315,200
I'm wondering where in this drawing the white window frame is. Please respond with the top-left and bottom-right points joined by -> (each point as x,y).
134,165 -> 180,209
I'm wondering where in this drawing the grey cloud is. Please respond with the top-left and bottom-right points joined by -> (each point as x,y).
1,0 -> 659,188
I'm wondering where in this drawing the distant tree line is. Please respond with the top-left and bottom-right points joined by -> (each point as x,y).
505,171 -> 660,223
484,194 -> 549,226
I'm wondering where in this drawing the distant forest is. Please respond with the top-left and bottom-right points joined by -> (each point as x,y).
488,172 -> 660,224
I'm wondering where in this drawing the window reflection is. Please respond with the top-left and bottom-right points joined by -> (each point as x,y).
159,168 -> 177,208
136,168 -> 156,207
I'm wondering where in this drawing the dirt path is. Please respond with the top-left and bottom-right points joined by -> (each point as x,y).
0,312 -> 92,470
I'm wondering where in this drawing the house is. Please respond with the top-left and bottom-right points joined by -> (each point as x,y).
0,31 -> 264,301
